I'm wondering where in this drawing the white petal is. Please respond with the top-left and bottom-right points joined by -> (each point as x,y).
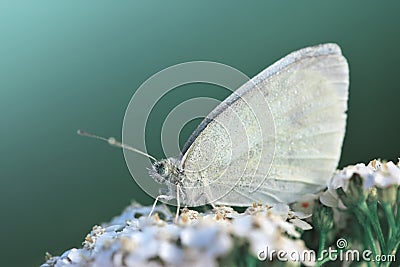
181,226 -> 217,248
320,190 -> 339,208
207,232 -> 233,257
270,203 -> 290,220
158,241 -> 183,265
290,218 -> 313,230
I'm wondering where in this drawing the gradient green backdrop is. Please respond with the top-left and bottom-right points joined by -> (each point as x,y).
1,1 -> 399,266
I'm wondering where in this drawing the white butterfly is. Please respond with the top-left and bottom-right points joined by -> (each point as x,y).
80,43 -> 349,219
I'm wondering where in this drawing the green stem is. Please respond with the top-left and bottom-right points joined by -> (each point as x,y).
316,230 -> 327,267
395,188 -> 400,228
385,231 -> 400,263
396,203 -> 400,229
318,254 -> 333,266
379,243 -> 397,267
363,201 -> 387,254
380,260 -> 390,267
354,208 -> 379,258
382,203 -> 396,240
388,239 -> 400,258
379,204 -> 399,267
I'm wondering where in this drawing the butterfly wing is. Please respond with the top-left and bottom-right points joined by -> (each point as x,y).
180,43 -> 349,206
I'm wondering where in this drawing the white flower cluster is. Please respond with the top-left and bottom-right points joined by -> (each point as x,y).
320,159 -> 400,208
41,203 -> 312,267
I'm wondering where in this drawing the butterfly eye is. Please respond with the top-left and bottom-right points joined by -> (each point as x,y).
155,162 -> 167,176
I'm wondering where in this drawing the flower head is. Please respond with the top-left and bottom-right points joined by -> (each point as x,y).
320,160 -> 400,208
41,202 -> 312,267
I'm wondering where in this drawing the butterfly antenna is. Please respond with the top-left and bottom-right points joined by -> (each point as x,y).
77,129 -> 157,161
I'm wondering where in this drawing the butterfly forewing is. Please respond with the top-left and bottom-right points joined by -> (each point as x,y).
180,43 -> 349,206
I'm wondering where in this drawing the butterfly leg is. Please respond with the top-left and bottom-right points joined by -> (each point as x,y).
175,184 -> 183,222
209,201 -> 217,209
148,190 -> 175,218
203,189 -> 217,209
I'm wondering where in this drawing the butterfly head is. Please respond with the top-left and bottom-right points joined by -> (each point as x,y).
150,158 -> 184,185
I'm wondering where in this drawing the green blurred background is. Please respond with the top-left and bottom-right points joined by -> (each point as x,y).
1,1 -> 399,266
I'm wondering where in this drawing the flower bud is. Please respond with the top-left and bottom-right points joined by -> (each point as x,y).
312,201 -> 334,233
337,174 -> 369,208
377,185 -> 398,206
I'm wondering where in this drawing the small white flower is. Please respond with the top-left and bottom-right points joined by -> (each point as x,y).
83,225 -> 105,250
180,207 -> 200,221
269,214 -> 301,238
90,250 -> 114,267
367,159 -> 382,171
269,203 -> 290,220
321,163 -> 374,208
320,189 -> 340,209
43,202 -> 312,267
330,163 -> 374,191
212,205 -> 236,214
181,226 -> 218,248
231,211 -> 305,260
321,160 -> 400,208
158,241 -> 183,265
373,161 -> 400,188
208,230 -> 232,257
289,218 -> 313,230
93,231 -> 116,252
230,214 -> 253,237
291,193 -> 320,219
129,229 -> 159,261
